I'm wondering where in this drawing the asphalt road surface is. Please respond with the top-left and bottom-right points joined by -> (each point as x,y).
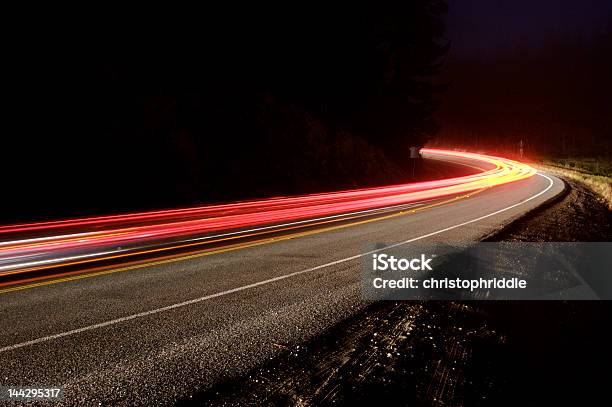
0,154 -> 564,406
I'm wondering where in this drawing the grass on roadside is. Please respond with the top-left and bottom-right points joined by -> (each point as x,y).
534,162 -> 612,210
544,157 -> 612,177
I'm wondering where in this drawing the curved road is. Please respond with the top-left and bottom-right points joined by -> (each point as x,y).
0,151 -> 564,405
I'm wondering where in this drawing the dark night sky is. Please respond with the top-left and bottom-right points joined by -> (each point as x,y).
436,0 -> 612,157
447,0 -> 612,57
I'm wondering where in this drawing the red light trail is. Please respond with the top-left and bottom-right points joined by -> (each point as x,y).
0,149 -> 536,279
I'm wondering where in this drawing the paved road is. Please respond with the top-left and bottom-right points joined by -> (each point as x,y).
0,155 -> 563,405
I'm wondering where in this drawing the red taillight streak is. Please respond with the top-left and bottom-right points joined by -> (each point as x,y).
0,149 -> 536,273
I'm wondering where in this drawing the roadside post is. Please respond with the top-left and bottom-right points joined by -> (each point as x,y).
409,146 -> 420,178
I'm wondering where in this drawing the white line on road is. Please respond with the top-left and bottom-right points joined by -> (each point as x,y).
0,201 -> 429,273
0,173 -> 556,353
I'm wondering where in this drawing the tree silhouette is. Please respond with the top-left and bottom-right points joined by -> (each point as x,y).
2,3 -> 448,222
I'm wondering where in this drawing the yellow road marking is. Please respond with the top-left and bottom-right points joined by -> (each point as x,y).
1,204 -> 423,276
0,189 -> 486,295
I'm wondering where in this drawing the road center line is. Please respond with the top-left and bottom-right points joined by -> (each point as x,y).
0,173 -> 555,354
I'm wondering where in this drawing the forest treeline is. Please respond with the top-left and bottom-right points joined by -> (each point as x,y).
3,3 -> 447,222
435,18 -> 612,159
